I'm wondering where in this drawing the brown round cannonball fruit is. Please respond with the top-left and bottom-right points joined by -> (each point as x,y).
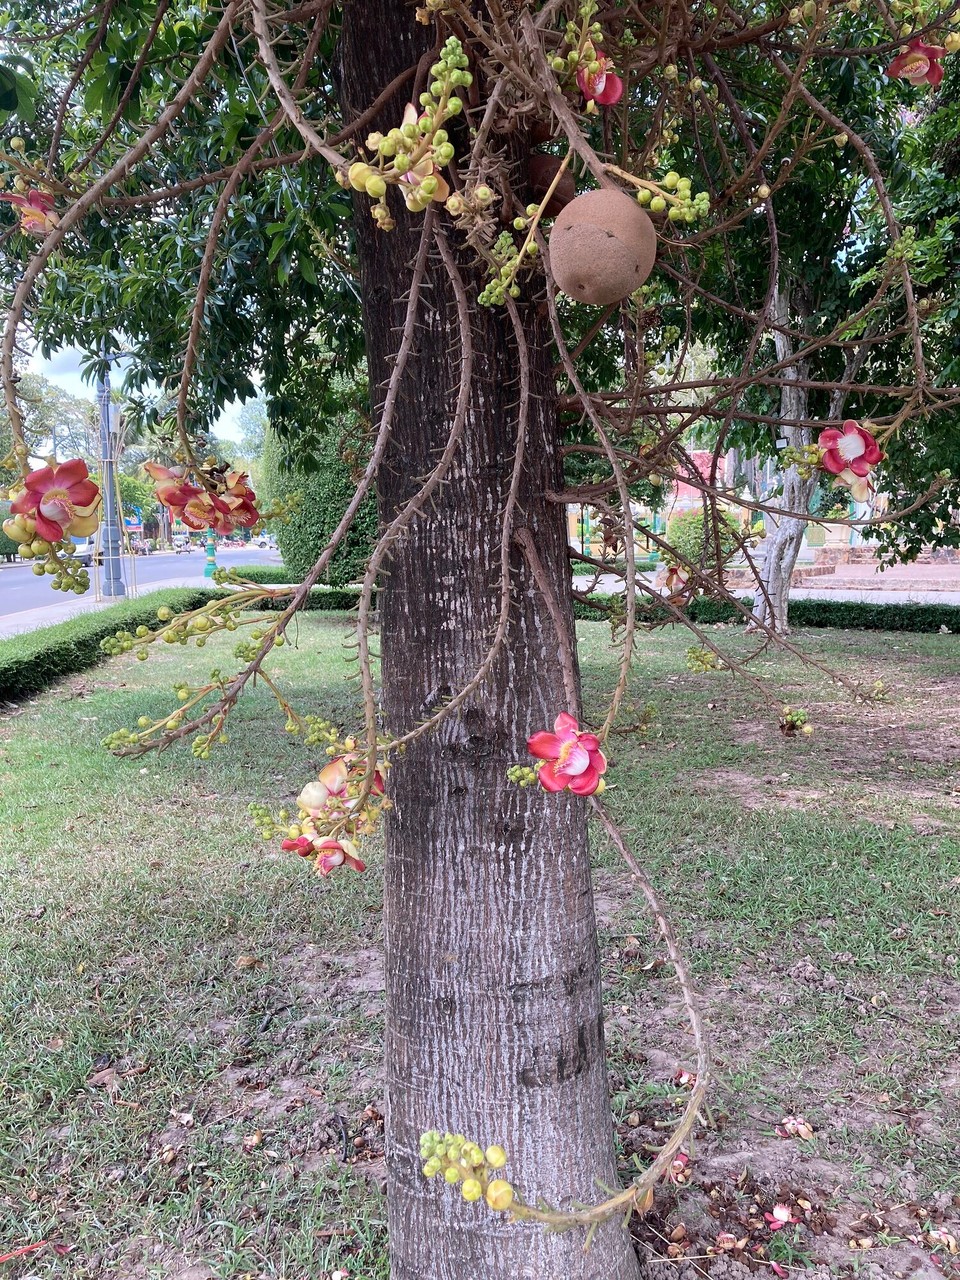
527,154 -> 575,217
548,188 -> 657,305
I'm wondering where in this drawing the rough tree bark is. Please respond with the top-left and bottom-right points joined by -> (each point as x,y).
341,7 -> 640,1280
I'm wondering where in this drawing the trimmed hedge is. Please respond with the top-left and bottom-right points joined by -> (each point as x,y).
0,586 -> 372,703
225,564 -> 300,584
573,591 -> 960,633
0,589 -> 214,703
253,587 -> 369,612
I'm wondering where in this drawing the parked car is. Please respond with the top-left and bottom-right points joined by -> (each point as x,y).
70,535 -> 101,567
255,534 -> 277,549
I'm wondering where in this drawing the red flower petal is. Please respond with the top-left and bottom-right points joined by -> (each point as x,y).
66,479 -> 100,508
567,765 -> 601,795
537,761 -> 568,792
554,712 -> 580,736
35,511 -> 66,541
595,72 -> 623,105
54,458 -> 89,488
9,489 -> 35,516
24,465 -> 56,495
819,451 -> 847,475
528,731 -> 564,760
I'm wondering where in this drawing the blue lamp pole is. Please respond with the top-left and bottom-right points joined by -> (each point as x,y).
96,354 -> 126,598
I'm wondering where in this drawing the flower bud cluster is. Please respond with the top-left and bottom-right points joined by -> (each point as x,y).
779,442 -> 824,479
506,764 -> 540,787
250,734 -> 392,878
0,513 -> 92,593
686,646 -> 723,672
637,171 -> 710,224
338,36 -> 470,227
552,5 -> 606,77
479,230 -> 531,307
418,1131 -> 514,1212
779,705 -> 813,736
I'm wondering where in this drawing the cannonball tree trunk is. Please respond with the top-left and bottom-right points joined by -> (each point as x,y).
341,8 -> 640,1280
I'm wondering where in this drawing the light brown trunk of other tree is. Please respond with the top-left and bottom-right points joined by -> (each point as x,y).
752,290 -> 814,634
341,7 -> 641,1279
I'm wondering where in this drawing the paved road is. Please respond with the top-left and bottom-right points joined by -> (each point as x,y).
0,546 -> 281,617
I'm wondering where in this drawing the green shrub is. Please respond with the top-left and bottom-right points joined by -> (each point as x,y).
253,587 -> 369,612
0,584 -> 374,703
0,589 -> 213,703
261,427 -> 377,586
573,591 -> 960,633
780,597 -> 960,633
666,507 -> 740,568
225,564 -> 300,584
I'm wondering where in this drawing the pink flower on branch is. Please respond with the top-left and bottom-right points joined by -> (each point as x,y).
886,38 -> 948,87
1,188 -> 59,235
9,459 -> 101,542
280,832 -> 366,876
527,712 -> 607,796
297,755 -> 385,822
818,420 -> 883,479
577,55 -> 624,105
143,462 -> 260,534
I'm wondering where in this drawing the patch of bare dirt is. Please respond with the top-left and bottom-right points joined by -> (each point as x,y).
692,767 -> 828,811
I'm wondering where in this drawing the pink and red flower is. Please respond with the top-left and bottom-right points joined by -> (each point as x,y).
297,755 -> 385,821
528,713 -> 607,796
886,38 -> 947,87
663,564 -> 691,596
281,832 -> 366,876
764,1203 -> 800,1232
9,459 -> 101,542
818,420 -> 883,478
577,55 -> 624,106
1,189 -> 59,235
144,462 -> 260,534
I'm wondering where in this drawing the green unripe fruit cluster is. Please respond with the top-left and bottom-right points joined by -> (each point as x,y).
418,1130 -> 514,1210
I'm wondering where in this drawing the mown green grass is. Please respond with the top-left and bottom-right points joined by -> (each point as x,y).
1,616 -> 958,1276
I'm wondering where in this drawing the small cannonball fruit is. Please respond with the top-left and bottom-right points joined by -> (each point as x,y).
549,188 -> 657,306
485,1179 -> 514,1211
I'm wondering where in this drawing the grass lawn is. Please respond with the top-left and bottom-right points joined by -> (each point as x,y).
1,614 -> 958,1279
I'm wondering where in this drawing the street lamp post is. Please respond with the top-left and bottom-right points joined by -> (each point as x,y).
204,531 -> 217,578
97,356 -> 126,598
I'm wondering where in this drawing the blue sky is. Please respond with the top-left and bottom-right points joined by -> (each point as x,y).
28,345 -> 245,443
